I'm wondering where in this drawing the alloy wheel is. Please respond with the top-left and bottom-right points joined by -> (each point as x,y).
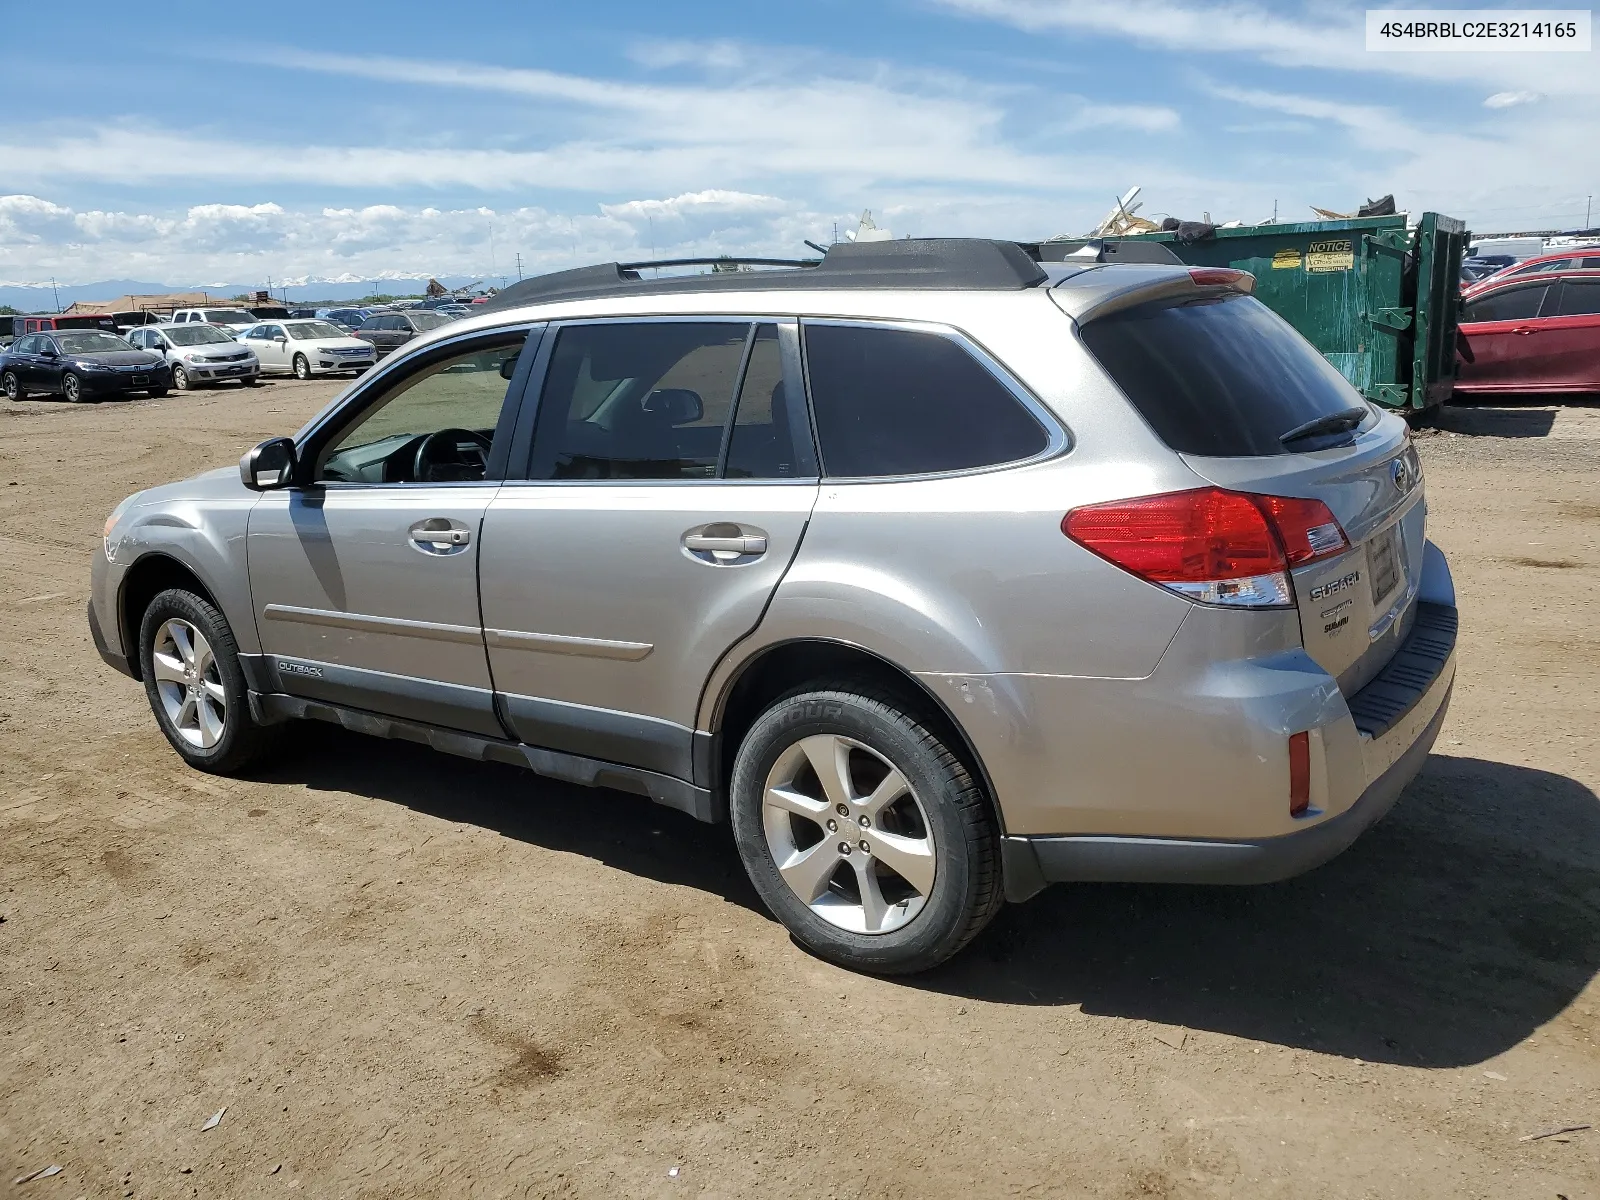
293,355 -> 310,380
761,734 -> 936,934
150,618 -> 226,749
172,365 -> 190,390
2,372 -> 18,400
63,374 -> 81,402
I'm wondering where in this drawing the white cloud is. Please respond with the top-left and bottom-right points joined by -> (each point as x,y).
1062,102 -> 1181,132
1483,90 -> 1543,109
934,0 -> 1600,94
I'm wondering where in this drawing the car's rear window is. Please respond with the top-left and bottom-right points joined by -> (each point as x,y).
1078,292 -> 1371,457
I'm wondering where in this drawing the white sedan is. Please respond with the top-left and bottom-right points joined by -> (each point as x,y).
238,319 -> 378,379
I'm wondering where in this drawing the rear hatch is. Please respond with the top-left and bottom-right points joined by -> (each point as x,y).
1072,281 -> 1425,695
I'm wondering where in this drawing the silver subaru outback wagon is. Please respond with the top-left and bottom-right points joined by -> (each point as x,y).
90,239 -> 1457,974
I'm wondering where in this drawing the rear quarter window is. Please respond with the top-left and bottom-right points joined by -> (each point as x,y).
1077,292 -> 1372,457
802,323 -> 1049,477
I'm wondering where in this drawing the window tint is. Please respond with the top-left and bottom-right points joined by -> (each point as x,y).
725,325 -> 809,479
528,322 -> 749,480
803,323 -> 1048,477
1583,257 -> 1600,269
317,335 -> 525,484
1078,293 -> 1371,458
1463,284 -> 1551,323
1556,281 -> 1600,317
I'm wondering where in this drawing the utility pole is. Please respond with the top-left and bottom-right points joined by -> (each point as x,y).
1588,194 -> 1593,227
515,252 -> 523,281
1273,198 -> 1278,223
51,277 -> 60,310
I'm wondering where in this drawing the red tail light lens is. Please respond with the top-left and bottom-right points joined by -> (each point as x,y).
1062,487 -> 1349,608
1189,267 -> 1255,293
1254,495 -> 1350,565
1289,731 -> 1311,817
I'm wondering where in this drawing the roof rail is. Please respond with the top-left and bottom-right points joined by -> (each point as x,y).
478,238 -> 1050,311
1022,238 -> 1184,266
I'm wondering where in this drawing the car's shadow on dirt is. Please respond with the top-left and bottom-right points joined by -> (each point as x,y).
259,722 -> 769,915
917,754 -> 1600,1068
266,733 -> 1597,1069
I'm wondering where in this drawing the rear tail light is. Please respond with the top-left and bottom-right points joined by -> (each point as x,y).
1189,267 -> 1256,293
1061,487 -> 1349,608
1288,731 -> 1311,817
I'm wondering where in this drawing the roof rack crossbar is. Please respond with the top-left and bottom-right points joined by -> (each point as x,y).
479,239 -> 1051,312
616,257 -> 821,272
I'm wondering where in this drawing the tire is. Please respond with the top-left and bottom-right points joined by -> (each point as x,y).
171,365 -> 191,390
62,372 -> 84,402
244,377 -> 261,387
147,388 -> 169,398
138,588 -> 281,775
1,371 -> 24,401
292,354 -> 311,380
729,685 -> 1002,975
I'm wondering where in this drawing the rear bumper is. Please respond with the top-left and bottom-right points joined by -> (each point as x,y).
1002,593 -> 1458,900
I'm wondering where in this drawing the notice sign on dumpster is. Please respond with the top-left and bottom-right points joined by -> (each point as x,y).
1307,239 -> 1355,272
1272,248 -> 1303,270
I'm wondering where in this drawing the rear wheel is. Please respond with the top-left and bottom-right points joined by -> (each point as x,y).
62,372 -> 84,403
292,354 -> 311,380
729,685 -> 1002,974
171,364 -> 191,390
1,371 -> 24,401
138,588 -> 281,774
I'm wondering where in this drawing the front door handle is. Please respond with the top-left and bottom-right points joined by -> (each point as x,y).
409,518 -> 472,554
684,533 -> 767,554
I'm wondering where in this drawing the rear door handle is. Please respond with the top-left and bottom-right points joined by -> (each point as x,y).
684,534 -> 766,554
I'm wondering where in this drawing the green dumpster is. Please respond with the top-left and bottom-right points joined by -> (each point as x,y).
1035,213 -> 1469,414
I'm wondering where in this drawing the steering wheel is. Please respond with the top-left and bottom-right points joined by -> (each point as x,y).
411,428 -> 492,483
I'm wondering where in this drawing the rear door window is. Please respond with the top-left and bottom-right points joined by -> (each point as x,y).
528,322 -> 750,480
1463,284 -> 1552,323
1077,292 -> 1371,457
802,322 -> 1049,477
1555,280 -> 1600,316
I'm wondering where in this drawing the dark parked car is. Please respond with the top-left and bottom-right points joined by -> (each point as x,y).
1456,270 -> 1600,396
353,309 -> 456,356
1,330 -> 171,402
317,307 -> 371,331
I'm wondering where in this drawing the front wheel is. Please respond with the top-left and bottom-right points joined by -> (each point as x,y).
138,588 -> 282,774
1,371 -> 24,401
729,685 -> 1002,975
147,388 -> 169,398
171,365 -> 191,390
62,372 -> 84,402
292,354 -> 311,380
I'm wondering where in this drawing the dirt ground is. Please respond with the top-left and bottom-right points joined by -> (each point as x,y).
2,380 -> 1598,1199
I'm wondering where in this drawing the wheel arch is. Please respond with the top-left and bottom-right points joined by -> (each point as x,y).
117,553 -> 222,681
703,638 -> 1007,836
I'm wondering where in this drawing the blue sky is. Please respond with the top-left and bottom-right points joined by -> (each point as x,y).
3,0 -> 1596,286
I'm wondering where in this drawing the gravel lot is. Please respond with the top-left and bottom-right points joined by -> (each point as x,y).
2,381 -> 1597,1199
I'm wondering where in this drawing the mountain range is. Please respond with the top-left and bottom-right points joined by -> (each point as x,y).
0,276 -> 487,312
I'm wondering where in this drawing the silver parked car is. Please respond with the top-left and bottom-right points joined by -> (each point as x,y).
127,324 -> 260,390
89,240 -> 1457,975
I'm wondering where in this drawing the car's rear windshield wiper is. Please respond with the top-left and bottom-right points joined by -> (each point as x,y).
1279,406 -> 1369,448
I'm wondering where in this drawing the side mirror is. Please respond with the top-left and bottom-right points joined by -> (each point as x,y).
240,437 -> 298,491
499,353 -> 520,380
643,387 -> 703,425
275,336 -> 288,345
40,346 -> 58,358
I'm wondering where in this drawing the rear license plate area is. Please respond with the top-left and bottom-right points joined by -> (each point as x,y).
1368,527 -> 1400,604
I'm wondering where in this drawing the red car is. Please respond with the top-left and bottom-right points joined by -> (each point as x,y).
1456,270 -> 1600,396
1465,247 -> 1600,296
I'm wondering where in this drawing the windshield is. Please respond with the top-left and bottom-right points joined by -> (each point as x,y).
57,332 -> 135,354
166,325 -> 237,346
204,310 -> 256,324
288,321 -> 348,340
411,312 -> 452,330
